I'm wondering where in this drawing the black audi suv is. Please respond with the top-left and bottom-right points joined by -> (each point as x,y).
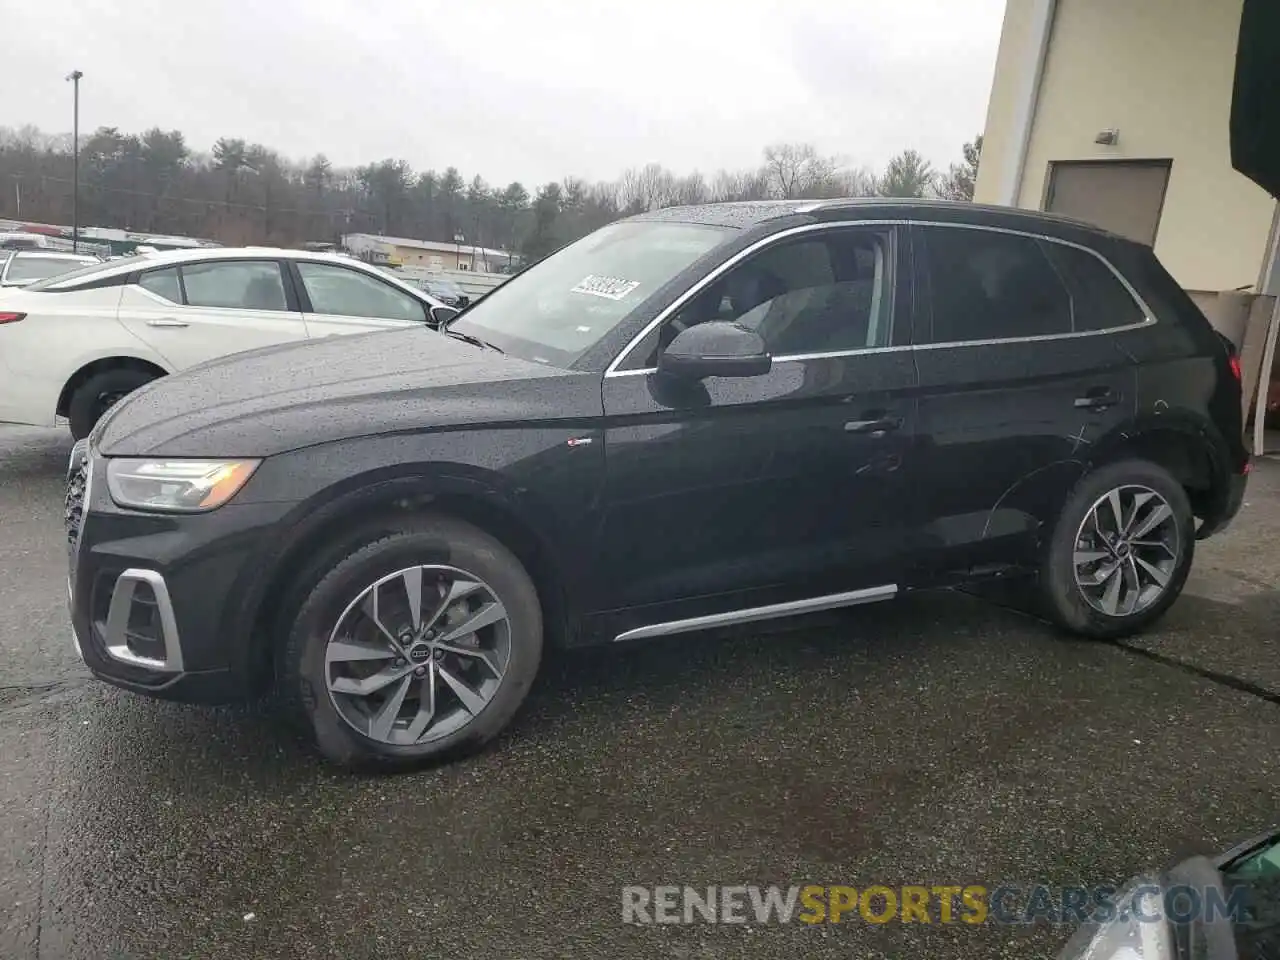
65,198 -> 1250,769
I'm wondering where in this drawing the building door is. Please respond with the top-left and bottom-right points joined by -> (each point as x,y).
1044,160 -> 1172,246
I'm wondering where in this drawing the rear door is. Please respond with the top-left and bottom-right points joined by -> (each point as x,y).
909,223 -> 1141,578
596,223 -> 918,623
117,258 -> 308,369
289,260 -> 435,336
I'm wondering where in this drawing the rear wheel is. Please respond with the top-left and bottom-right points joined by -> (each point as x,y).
278,515 -> 543,771
67,367 -> 158,440
1040,459 -> 1194,639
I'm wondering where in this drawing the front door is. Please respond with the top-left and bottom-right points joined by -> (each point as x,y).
596,224 -> 918,628
289,260 -> 432,336
118,258 -> 308,369
909,223 -> 1140,578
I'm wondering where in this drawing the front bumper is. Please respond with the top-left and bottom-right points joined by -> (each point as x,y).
67,449 -> 293,703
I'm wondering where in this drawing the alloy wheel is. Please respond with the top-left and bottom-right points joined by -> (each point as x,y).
324,564 -> 511,745
1072,484 -> 1181,618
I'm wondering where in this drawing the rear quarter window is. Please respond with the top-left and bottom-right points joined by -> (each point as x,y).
1040,242 -> 1147,332
138,266 -> 183,303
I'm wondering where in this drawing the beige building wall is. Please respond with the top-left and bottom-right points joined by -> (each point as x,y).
973,0 -> 1047,213
975,0 -> 1276,293
391,245 -> 473,271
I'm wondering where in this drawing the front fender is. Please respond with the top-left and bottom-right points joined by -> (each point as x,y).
223,428 -> 605,671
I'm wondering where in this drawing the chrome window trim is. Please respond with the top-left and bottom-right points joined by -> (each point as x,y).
602,218 -> 1155,378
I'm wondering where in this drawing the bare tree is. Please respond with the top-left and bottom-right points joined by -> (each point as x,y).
762,142 -> 841,199
709,169 -> 771,202
834,167 -> 877,197
764,142 -> 811,198
618,162 -> 677,212
673,171 -> 708,206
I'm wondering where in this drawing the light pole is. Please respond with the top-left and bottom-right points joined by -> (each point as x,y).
65,70 -> 83,252
454,232 -> 465,269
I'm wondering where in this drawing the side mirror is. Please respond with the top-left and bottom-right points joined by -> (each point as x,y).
430,305 -> 460,327
657,321 -> 772,380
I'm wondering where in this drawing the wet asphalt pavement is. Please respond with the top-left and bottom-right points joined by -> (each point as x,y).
2,424 -> 1278,959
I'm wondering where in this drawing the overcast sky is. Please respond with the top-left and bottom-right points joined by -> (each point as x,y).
4,0 -> 1006,186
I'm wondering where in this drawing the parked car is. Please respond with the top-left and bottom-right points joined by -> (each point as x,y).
1059,823 -> 1280,959
419,277 -> 470,308
66,199 -> 1249,770
0,250 -> 100,288
0,231 -> 65,251
0,246 -> 456,439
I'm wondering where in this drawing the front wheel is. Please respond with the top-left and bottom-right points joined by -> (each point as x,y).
1040,459 -> 1195,640
279,515 -> 543,771
68,368 -> 158,440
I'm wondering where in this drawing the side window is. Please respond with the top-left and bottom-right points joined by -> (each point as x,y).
138,266 -> 182,303
1040,242 -> 1147,332
653,229 -> 891,362
181,260 -> 289,311
296,262 -> 428,322
920,227 -> 1072,343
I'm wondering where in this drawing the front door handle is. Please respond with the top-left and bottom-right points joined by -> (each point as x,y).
845,415 -> 903,437
146,318 -> 189,328
1074,388 -> 1118,410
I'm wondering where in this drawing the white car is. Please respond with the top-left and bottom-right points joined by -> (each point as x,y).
0,231 -> 69,251
0,246 -> 458,439
0,251 -> 101,288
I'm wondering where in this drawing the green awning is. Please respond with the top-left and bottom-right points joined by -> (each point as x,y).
1231,0 -> 1280,198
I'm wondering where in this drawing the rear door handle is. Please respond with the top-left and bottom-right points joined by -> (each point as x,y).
146,318 -> 188,328
1074,388 -> 1118,410
845,415 -> 903,437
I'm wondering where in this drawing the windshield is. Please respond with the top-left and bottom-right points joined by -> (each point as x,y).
449,219 -> 735,367
5,255 -> 98,284
24,255 -> 146,291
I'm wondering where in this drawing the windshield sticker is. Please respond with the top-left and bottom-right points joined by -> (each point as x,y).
570,275 -> 641,301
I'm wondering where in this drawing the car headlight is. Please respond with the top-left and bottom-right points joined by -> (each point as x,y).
1058,878 -> 1175,960
105,458 -> 261,512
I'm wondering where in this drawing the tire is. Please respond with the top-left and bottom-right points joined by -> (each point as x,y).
68,367 -> 158,440
278,514 -> 543,771
1040,458 -> 1195,640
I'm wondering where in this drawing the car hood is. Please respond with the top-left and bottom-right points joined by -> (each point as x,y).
94,326 -> 603,457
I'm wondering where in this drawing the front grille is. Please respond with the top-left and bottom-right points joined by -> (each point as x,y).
65,451 -> 89,546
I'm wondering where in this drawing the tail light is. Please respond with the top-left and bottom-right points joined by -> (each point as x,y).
1229,353 -> 1243,384
0,312 -> 25,325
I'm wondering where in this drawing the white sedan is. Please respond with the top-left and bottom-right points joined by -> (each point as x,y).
0,246 -> 457,439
